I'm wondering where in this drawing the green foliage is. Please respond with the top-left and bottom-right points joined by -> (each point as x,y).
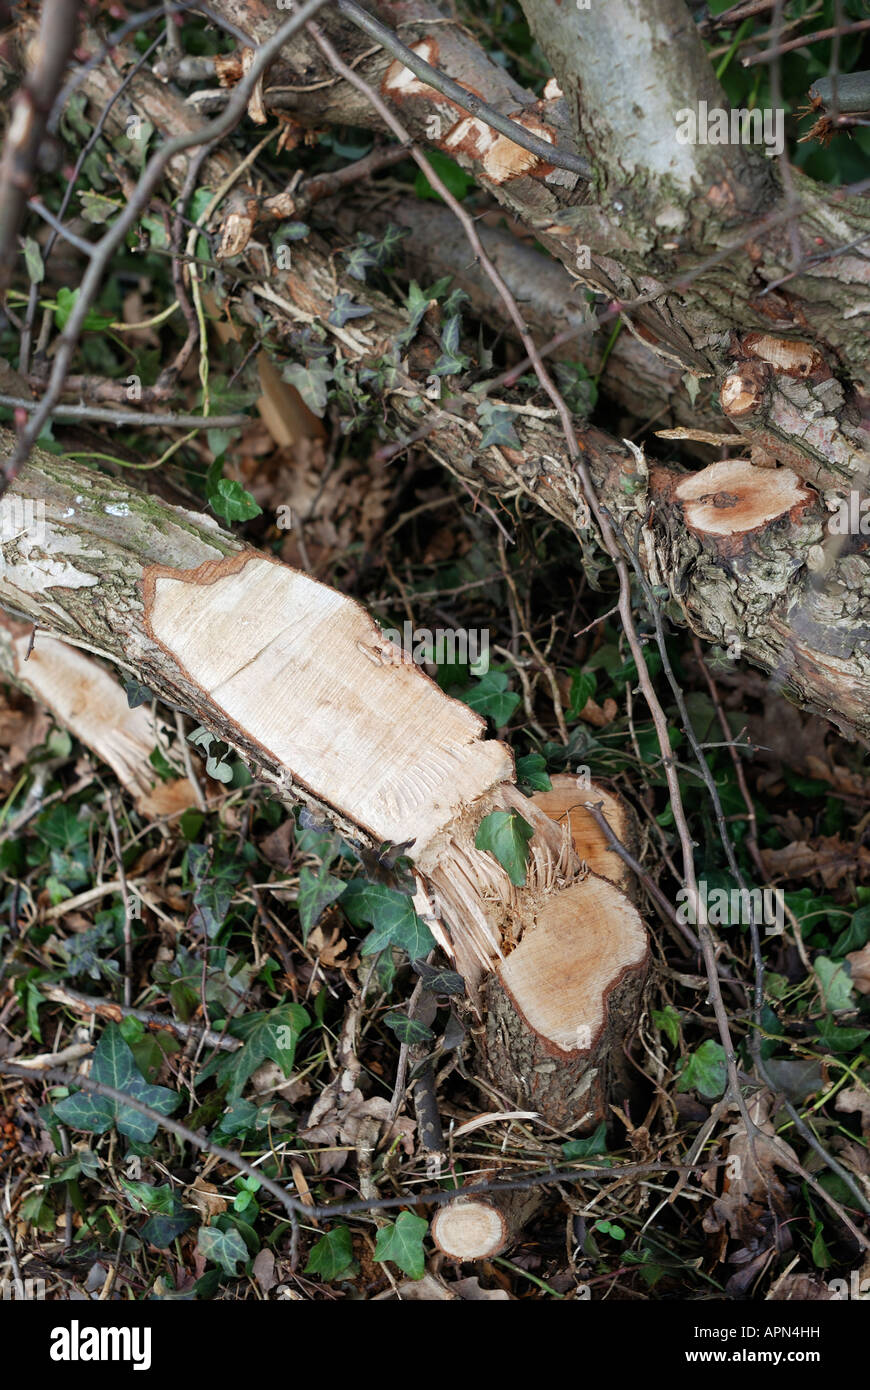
342,880 -> 435,961
197,1224 -> 248,1278
53,286 -> 113,332
432,313 -> 470,377
652,1005 -> 681,1048
297,864 -> 346,943
515,753 -> 551,793
383,1010 -> 433,1044
676,1040 -> 728,1099
460,669 -> 520,726
53,1025 -> 180,1142
475,809 -> 535,886
186,840 -> 252,936
414,150 -> 472,203
562,1121 -> 609,1162
205,459 -> 261,524
281,358 -> 333,415
328,292 -> 372,328
306,1226 -> 358,1281
567,668 -> 596,719
197,1003 -> 309,1101
374,1211 -> 428,1279
476,400 -> 520,450
814,956 -> 855,1011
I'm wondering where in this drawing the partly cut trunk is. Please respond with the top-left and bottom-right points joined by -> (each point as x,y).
0,435 -> 648,1130
482,873 -> 648,1130
530,775 -> 639,897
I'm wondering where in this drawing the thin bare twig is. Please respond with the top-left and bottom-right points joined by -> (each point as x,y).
334,0 -> 591,178
0,0 -> 81,292
0,396 -> 250,431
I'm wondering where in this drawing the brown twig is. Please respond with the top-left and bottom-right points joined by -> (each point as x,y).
0,0 -> 81,293
742,14 -> 870,64
105,793 -> 133,1009
42,984 -> 241,1052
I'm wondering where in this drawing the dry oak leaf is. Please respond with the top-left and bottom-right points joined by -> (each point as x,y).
701,1092 -> 798,1246
835,1085 -> 870,1135
846,942 -> 870,994
301,1085 -> 415,1175
186,1177 -> 227,1220
760,835 -> 870,889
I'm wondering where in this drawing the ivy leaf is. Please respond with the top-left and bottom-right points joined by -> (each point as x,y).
515,753 -> 551,794
328,292 -> 372,328
414,150 -> 472,203
562,1121 -> 609,1162
676,1040 -> 727,1099
475,809 -> 535,887
119,1178 -> 176,1214
206,470 -> 261,525
23,237 -> 44,284
53,1024 -> 180,1142
383,1011 -> 434,1045
123,677 -> 154,710
305,1226 -> 358,1281
197,1225 -> 247,1278
344,235 -> 379,282
373,224 -> 407,266
282,359 -> 333,416
140,1199 -> 196,1248
374,1211 -> 428,1280
395,281 -> 431,349
412,960 -> 466,996
341,880 -> 435,961
554,360 -> 597,416
186,841 -> 245,937
121,1180 -> 195,1246
832,905 -> 870,958
433,313 -> 469,377
198,1003 -> 309,1101
297,864 -> 345,944
567,668 -> 596,718
461,670 -> 520,727
815,956 -> 855,1012
476,400 -> 520,451
79,190 -> 120,224
815,1016 -> 869,1054
652,1004 -> 681,1048
54,286 -> 113,332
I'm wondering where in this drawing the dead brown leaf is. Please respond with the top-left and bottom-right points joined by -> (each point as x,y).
301,1085 -> 416,1175
846,942 -> 870,994
835,1084 -> 870,1134
702,1093 -> 798,1247
186,1177 -> 227,1220
761,836 -> 870,889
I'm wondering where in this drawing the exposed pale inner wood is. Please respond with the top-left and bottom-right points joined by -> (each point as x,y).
531,776 -> 628,888
432,1202 -> 505,1257
675,459 -> 810,535
146,555 -> 512,849
11,631 -> 193,816
498,875 -> 647,1053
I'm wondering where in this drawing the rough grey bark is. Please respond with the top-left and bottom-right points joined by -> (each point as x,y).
185,0 -> 870,489
515,0 -> 758,202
